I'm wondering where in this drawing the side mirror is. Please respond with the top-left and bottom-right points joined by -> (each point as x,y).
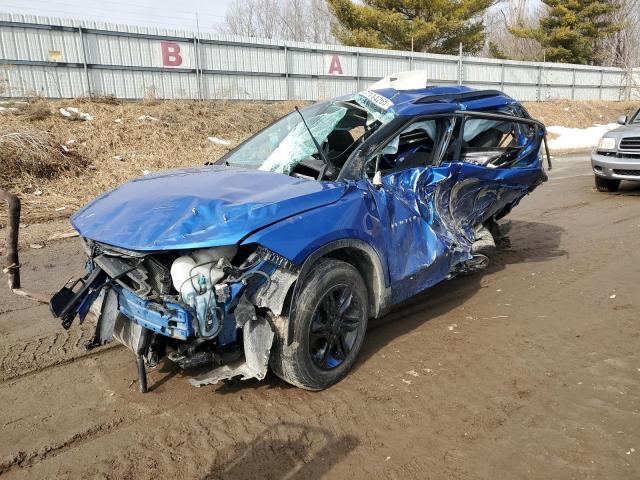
617,115 -> 628,125
372,170 -> 383,188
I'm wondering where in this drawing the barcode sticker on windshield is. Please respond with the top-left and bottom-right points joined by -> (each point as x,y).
358,90 -> 394,111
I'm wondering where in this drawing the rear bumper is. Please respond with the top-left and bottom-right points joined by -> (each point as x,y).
591,151 -> 640,181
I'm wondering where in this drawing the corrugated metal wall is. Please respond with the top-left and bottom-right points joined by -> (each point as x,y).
1,12 -> 637,102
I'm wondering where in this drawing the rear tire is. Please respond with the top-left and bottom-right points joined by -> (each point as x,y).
595,175 -> 620,192
270,258 -> 368,390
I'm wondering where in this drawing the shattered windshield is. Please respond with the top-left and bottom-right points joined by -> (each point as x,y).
221,93 -> 396,175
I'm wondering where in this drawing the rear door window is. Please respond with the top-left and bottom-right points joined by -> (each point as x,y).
448,116 -> 540,168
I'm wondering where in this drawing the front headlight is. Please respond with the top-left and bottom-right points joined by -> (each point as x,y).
598,137 -> 616,150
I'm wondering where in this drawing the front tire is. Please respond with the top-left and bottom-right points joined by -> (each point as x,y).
595,175 -> 620,192
270,258 -> 369,390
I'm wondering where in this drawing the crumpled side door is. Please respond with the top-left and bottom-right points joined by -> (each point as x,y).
418,161 -> 545,265
367,112 -> 546,304
367,167 -> 458,304
424,112 -> 547,262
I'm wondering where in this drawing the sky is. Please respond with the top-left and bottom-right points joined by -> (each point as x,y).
0,0 -> 543,36
0,0 -> 234,33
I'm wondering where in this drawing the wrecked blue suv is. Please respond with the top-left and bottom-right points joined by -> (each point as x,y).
50,86 -> 549,392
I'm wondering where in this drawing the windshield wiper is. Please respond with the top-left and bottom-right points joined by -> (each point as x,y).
294,106 -> 332,177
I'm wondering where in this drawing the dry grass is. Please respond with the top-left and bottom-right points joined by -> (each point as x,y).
0,128 -> 85,181
0,97 -> 635,226
18,99 -> 52,121
88,94 -> 121,106
524,99 -> 638,129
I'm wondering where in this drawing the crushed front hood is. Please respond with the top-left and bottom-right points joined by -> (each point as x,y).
72,166 -> 345,251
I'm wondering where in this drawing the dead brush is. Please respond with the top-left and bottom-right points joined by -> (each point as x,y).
86,94 -> 121,105
525,99 -> 640,129
19,99 -> 52,121
0,129 -> 86,182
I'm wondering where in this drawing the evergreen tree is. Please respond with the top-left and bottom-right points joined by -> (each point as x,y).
326,0 -> 495,55
509,0 -> 622,65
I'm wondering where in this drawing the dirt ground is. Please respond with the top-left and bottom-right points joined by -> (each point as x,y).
0,154 -> 639,479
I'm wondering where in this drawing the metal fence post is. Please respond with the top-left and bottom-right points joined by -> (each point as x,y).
599,69 -> 604,100
193,36 -> 202,100
571,68 -> 576,100
457,43 -> 463,86
500,62 -> 505,91
284,45 -> 289,100
356,51 -> 361,91
537,65 -> 543,101
78,26 -> 92,97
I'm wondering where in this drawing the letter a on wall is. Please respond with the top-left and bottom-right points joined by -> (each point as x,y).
327,54 -> 344,75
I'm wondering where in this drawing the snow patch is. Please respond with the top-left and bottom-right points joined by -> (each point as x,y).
546,123 -> 619,150
59,107 -> 93,121
208,136 -> 231,146
138,115 -> 158,122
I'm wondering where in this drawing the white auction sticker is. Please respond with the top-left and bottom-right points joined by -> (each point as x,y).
358,90 -> 394,111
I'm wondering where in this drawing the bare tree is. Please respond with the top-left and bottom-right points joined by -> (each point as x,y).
601,0 -> 640,67
595,0 -> 640,98
225,0 -> 281,39
225,0 -> 335,43
483,0 -> 544,60
307,0 -> 335,43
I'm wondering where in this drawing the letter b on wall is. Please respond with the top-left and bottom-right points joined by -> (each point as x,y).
161,41 -> 183,67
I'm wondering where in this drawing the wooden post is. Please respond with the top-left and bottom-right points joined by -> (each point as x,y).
1,188 -> 48,303
0,188 -> 20,289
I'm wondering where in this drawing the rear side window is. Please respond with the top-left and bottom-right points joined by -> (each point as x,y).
446,116 -> 541,168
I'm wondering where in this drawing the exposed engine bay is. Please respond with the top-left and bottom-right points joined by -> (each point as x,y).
50,240 -> 298,392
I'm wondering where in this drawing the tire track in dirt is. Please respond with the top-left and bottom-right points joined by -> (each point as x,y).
0,304 -> 40,315
0,323 -> 120,383
0,343 -> 122,386
0,349 -> 174,474
0,417 -> 128,475
42,388 -> 367,479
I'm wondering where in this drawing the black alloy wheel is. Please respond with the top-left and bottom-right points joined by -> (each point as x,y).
270,258 -> 369,390
308,285 -> 363,371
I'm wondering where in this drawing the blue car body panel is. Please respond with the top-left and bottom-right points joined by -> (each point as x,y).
379,161 -> 544,303
241,181 -> 388,269
71,166 -> 345,251
362,86 -> 516,117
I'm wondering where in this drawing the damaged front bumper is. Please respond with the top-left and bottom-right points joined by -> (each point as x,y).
50,242 -> 298,392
